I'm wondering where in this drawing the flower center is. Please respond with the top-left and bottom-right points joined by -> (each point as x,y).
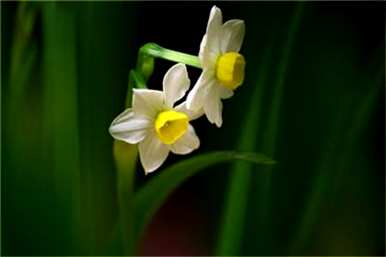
215,52 -> 246,90
154,110 -> 189,145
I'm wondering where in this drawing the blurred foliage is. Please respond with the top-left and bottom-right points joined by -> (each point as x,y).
2,2 -> 384,256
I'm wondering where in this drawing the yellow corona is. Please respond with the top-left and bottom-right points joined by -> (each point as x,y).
155,110 -> 189,144
215,52 -> 246,90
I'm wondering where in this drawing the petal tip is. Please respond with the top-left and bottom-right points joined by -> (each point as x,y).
144,167 -> 156,175
141,160 -> 160,175
211,5 -> 221,13
108,125 -> 115,137
195,138 -> 201,149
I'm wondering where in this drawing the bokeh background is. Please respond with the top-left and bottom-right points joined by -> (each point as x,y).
2,1 -> 384,256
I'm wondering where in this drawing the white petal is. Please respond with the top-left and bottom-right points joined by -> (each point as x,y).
109,108 -> 151,144
198,6 -> 227,69
218,85 -> 234,99
220,19 -> 245,53
203,84 -> 223,127
201,7 -> 222,62
186,71 -> 214,111
170,125 -> 200,155
199,36 -> 220,70
175,101 -> 204,121
132,89 -> 164,119
198,35 -> 213,68
139,132 -> 170,174
163,63 -> 190,108
198,34 -> 208,63
207,6 -> 222,31
206,6 -> 223,43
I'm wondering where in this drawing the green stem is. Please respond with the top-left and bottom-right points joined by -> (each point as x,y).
131,70 -> 147,89
115,42 -> 200,255
114,140 -> 138,255
125,70 -> 147,107
111,84 -> 139,255
114,58 -> 143,256
140,42 -> 201,68
125,71 -> 135,107
136,42 -> 201,81
125,70 -> 147,106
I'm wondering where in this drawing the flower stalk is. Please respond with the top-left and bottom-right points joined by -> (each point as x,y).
114,140 -> 137,255
136,43 -> 201,81
115,55 -> 146,256
116,42 -> 202,254
115,72 -> 139,254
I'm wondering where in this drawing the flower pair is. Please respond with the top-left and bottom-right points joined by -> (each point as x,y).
109,6 -> 246,173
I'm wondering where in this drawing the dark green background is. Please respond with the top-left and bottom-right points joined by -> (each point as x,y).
2,2 -> 384,256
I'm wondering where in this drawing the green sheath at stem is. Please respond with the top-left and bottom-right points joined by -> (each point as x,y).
131,70 -> 147,89
125,70 -> 146,106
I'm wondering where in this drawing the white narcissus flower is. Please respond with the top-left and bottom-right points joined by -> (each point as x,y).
187,6 -> 246,127
109,63 -> 202,174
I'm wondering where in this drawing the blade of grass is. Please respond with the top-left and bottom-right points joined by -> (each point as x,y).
258,3 -> 304,252
3,2 -> 41,254
261,3 -> 304,155
331,71 -> 383,193
214,44 -> 272,255
133,151 -> 275,249
215,4 -> 305,256
7,2 -> 39,160
288,66 -> 384,255
42,2 -> 80,254
287,97 -> 354,255
76,3 -> 137,254
9,2 -> 38,109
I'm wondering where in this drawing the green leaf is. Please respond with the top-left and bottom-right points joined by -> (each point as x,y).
288,66 -> 384,255
215,47 -> 272,255
132,151 -> 275,246
256,3 -> 305,253
42,3 -> 80,254
76,3 -> 137,254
